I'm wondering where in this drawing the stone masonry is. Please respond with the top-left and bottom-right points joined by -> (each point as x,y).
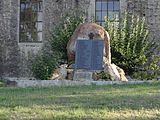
127,0 -> 160,42
0,0 -> 160,79
146,0 -> 160,41
43,0 -> 91,44
0,0 -> 20,77
0,0 -> 92,79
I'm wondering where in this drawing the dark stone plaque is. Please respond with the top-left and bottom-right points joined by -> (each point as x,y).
75,40 -> 92,70
75,39 -> 104,70
91,40 -> 104,70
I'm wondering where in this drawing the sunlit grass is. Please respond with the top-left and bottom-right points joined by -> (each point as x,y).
0,81 -> 160,120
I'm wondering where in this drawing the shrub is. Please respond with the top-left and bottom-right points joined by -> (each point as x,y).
49,14 -> 85,63
32,12 -> 84,80
32,53 -> 61,80
105,12 -> 160,79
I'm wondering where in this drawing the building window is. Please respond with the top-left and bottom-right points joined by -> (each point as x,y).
20,0 -> 43,42
95,0 -> 120,26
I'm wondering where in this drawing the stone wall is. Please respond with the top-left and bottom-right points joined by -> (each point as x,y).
120,0 -> 127,13
0,0 -> 3,77
43,0 -> 91,43
0,0 -> 92,79
0,0 -> 22,78
146,0 -> 160,42
127,0 -> 160,43
0,0 -> 160,79
0,0 -> 16,77
127,0 -> 147,17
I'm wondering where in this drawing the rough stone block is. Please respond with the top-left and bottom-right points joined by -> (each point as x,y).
73,71 -> 93,81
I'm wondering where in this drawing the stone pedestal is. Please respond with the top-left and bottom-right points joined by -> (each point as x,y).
73,70 -> 93,81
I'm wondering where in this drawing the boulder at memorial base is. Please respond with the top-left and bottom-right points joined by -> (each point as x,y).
51,64 -> 67,80
116,66 -> 128,81
67,69 -> 74,80
104,64 -> 120,81
104,63 -> 128,81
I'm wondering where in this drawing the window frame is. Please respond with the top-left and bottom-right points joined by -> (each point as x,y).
95,0 -> 120,26
19,0 -> 43,43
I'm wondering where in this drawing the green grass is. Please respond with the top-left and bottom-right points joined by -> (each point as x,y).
0,82 -> 160,120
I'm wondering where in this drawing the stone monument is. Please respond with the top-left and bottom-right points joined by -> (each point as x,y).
67,23 -> 111,64
73,39 -> 104,80
66,22 -> 128,81
52,22 -> 128,81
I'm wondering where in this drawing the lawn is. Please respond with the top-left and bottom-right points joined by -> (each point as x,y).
0,82 -> 160,120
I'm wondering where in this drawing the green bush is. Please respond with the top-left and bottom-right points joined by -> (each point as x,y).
32,53 -> 61,80
32,12 -> 84,80
105,13 -> 160,79
50,14 -> 84,62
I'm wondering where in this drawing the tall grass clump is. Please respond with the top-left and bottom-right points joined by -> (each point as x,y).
105,13 -> 160,80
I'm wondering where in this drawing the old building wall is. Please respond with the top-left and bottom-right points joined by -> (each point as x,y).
120,0 -> 127,13
127,0 -> 160,42
0,0 -> 159,79
43,0 -> 91,44
0,0 -> 3,77
0,0 -> 20,78
127,0 -> 147,17
1,0 -> 92,79
146,0 -> 160,42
